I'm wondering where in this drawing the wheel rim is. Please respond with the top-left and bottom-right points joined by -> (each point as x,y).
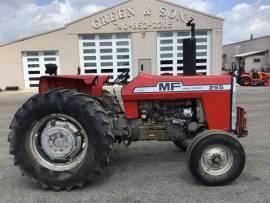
30,114 -> 88,171
200,145 -> 233,176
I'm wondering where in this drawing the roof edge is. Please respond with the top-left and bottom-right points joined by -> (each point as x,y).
0,27 -> 65,47
224,35 -> 270,47
65,0 -> 130,26
233,49 -> 269,58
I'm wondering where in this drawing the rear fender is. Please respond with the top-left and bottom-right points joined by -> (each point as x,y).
39,75 -> 109,97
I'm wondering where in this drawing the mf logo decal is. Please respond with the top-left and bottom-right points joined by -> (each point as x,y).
159,82 -> 182,91
134,82 -> 231,93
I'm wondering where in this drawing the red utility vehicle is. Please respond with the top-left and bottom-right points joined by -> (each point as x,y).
240,71 -> 270,86
9,19 -> 248,191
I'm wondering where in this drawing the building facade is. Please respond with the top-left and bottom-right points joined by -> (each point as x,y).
223,36 -> 270,73
0,0 -> 223,90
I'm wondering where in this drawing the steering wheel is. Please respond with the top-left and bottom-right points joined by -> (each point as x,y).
113,69 -> 130,85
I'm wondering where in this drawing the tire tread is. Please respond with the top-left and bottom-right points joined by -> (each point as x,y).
9,89 -> 113,191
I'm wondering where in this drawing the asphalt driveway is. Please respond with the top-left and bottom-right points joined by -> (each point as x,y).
0,87 -> 270,203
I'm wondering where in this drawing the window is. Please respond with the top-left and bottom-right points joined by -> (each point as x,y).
85,69 -> 97,73
83,49 -> 96,54
28,71 -> 40,74
117,61 -> 129,66
101,55 -> 113,60
160,40 -> 173,44
99,34 -> 112,40
28,64 -> 40,68
84,63 -> 96,67
101,62 -> 113,66
83,42 -> 95,47
117,48 -> 129,53
44,51 -> 56,56
177,32 -> 190,37
254,58 -> 261,63
160,47 -> 173,51
44,57 -> 56,61
27,58 -> 39,62
27,52 -> 39,56
84,56 -> 96,60
116,33 -> 129,39
100,49 -> 112,53
117,55 -> 129,59
161,53 -> 173,58
82,35 -> 95,40
100,42 -> 112,46
160,32 -> 173,37
116,41 -> 129,46
101,69 -> 113,73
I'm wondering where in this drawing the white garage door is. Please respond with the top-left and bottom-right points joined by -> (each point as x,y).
157,31 -> 211,75
22,51 -> 60,88
79,33 -> 132,81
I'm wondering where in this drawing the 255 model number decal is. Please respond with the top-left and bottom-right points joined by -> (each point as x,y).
209,85 -> 224,90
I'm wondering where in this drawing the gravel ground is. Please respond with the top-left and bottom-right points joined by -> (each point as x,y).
0,87 -> 270,203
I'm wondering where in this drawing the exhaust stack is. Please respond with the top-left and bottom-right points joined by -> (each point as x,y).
183,18 -> 196,76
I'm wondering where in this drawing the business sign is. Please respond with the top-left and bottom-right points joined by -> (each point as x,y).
92,6 -> 191,31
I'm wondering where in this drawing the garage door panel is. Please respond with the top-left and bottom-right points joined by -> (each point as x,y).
158,30 -> 211,76
22,51 -> 60,88
79,33 -> 132,81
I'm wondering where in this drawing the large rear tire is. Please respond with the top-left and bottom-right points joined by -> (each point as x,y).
241,77 -> 251,86
186,130 -> 245,185
263,79 -> 270,86
100,90 -> 122,114
9,89 -> 113,191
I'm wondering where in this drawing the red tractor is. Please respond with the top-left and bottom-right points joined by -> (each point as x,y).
240,71 -> 270,86
8,20 -> 248,191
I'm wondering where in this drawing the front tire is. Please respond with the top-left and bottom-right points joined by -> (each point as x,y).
173,140 -> 189,151
186,130 -> 245,186
9,89 -> 113,191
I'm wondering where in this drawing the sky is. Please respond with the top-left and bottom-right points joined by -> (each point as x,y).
0,0 -> 270,45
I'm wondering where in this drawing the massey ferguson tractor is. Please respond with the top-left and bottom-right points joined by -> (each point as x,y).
9,19 -> 248,191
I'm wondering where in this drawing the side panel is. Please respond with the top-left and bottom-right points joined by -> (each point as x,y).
201,92 -> 231,131
122,73 -> 232,131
